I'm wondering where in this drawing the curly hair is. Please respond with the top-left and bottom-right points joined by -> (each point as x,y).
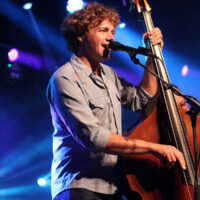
61,3 -> 120,53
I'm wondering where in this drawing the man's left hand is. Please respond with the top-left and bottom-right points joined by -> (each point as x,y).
143,27 -> 164,50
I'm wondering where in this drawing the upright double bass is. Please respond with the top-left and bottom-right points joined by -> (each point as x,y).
123,0 -> 200,199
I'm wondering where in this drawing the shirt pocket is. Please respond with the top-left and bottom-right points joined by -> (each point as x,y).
89,95 -> 107,110
88,95 -> 110,118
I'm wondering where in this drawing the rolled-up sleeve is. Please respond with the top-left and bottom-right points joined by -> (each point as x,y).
49,74 -> 111,153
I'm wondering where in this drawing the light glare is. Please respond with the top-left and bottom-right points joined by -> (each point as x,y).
66,0 -> 85,13
37,178 -> 46,187
8,48 -> 19,62
181,65 -> 189,76
118,22 -> 126,29
23,2 -> 32,10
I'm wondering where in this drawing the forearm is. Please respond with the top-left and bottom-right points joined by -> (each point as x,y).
140,57 -> 158,96
104,132 -> 186,170
104,132 -> 154,155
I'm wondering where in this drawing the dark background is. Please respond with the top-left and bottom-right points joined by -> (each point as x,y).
0,0 -> 200,199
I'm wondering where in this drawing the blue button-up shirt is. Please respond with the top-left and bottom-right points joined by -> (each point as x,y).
47,54 -> 151,199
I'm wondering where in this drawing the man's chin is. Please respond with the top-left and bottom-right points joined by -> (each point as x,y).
102,50 -> 111,60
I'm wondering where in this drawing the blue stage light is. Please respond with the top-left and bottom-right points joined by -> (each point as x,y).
181,65 -> 189,76
66,0 -> 85,13
118,22 -> 126,29
37,178 -> 46,187
23,2 -> 32,10
37,173 -> 51,187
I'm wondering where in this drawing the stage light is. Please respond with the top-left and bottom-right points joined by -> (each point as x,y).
23,2 -> 32,10
118,22 -> 126,29
8,48 -> 19,62
122,0 -> 127,7
10,63 -> 23,81
181,65 -> 189,76
36,172 -> 51,188
66,0 -> 85,13
8,63 -> 12,68
37,178 -> 46,187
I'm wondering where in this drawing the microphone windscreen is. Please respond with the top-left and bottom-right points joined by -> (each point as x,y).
108,41 -> 122,50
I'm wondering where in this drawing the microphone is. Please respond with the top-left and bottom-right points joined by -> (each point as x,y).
109,41 -> 136,53
108,41 -> 158,58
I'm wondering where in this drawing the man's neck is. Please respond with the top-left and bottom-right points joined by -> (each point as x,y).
76,54 -> 100,75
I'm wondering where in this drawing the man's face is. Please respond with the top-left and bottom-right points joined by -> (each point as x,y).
82,19 -> 115,62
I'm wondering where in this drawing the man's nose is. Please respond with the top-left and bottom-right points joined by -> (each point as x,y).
107,32 -> 114,41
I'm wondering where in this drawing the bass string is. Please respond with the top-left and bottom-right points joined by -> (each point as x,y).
142,8 -> 193,200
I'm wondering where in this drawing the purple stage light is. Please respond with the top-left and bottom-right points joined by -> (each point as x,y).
8,48 -> 19,62
122,0 -> 127,7
181,65 -> 189,76
7,49 -> 56,71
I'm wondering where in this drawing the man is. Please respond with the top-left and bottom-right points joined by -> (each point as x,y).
47,3 -> 186,200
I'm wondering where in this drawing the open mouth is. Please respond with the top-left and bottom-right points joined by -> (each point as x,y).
102,44 -> 111,51
102,44 -> 111,59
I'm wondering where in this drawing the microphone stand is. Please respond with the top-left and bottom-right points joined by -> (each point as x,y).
128,50 -> 200,200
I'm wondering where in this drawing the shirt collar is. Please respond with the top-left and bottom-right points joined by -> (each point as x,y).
70,54 -> 106,83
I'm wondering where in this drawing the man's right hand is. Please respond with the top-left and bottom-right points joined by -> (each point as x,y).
150,143 -> 186,170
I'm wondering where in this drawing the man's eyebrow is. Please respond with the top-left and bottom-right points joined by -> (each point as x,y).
97,26 -> 115,32
97,26 -> 108,30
